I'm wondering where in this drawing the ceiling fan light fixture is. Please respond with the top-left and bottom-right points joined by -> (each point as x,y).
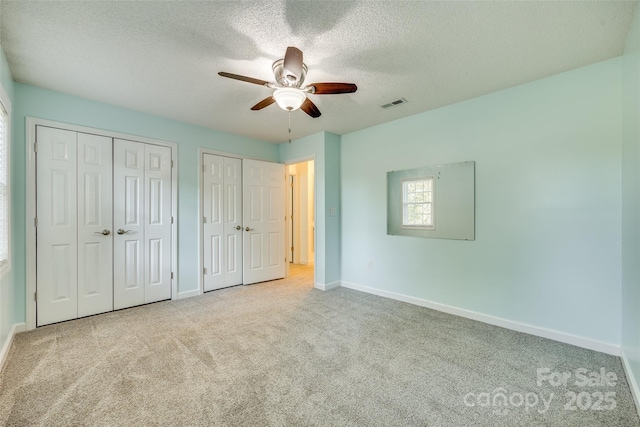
273,87 -> 306,111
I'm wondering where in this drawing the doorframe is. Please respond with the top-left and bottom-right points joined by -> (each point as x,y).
288,175 -> 294,263
284,155 -> 317,287
290,174 -> 299,264
25,117 -> 179,331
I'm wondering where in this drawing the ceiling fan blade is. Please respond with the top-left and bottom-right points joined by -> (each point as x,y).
301,98 -> 321,118
251,96 -> 275,111
283,47 -> 303,85
309,83 -> 357,94
218,72 -> 270,86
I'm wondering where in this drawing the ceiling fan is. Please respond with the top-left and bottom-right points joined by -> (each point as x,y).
218,47 -> 357,118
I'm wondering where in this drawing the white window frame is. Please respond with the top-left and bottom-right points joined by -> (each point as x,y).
0,84 -> 11,278
401,176 -> 435,230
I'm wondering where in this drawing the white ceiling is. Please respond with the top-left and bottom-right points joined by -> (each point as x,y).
0,1 -> 636,144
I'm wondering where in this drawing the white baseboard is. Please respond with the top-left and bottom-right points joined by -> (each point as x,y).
340,281 -> 620,356
621,348 -> 640,417
176,289 -> 201,300
315,281 -> 340,291
0,323 -> 26,372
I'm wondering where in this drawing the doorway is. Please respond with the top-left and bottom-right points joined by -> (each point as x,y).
286,160 -> 315,280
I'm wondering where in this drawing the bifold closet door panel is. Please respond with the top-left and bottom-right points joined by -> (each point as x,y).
203,154 -> 224,291
77,132 -> 114,317
144,143 -> 172,304
223,157 -> 243,287
36,126 -> 79,326
113,139 -> 145,310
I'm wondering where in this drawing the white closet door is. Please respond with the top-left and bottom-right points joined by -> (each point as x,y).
203,154 -> 242,291
242,159 -> 285,285
113,139 -> 145,309
144,144 -> 172,303
77,133 -> 113,317
203,154 -> 224,291
36,126 -> 78,326
223,157 -> 243,286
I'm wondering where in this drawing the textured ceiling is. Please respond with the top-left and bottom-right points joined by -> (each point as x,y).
0,1 -> 636,143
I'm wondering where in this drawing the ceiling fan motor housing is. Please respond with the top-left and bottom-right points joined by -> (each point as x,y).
273,58 -> 308,88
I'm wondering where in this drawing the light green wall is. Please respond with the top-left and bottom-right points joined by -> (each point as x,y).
324,133 -> 341,285
0,46 -> 16,351
621,0 -> 640,405
10,83 -> 278,324
279,131 -> 341,286
341,58 -> 622,345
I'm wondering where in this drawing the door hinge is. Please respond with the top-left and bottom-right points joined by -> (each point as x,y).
203,267 -> 207,275
291,246 -> 294,251
171,160 -> 174,168
171,272 -> 174,279
203,216 -> 206,223
34,217 -> 38,227
34,291 -> 37,302
34,142 -> 38,153
202,164 -> 206,172
171,216 -> 174,224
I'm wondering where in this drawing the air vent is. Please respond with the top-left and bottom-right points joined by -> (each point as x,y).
381,98 -> 408,109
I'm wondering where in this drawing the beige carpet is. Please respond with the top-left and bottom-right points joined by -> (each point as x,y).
0,264 -> 638,426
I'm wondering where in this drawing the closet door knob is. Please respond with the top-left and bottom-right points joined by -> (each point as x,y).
117,229 -> 132,235
94,229 -> 111,236
235,225 -> 242,230
245,227 -> 254,232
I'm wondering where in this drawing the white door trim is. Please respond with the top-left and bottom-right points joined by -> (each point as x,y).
26,117 -> 179,330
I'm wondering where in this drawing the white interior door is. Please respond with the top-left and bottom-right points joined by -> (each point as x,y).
36,126 -> 79,326
203,154 -> 242,291
242,159 -> 285,285
77,132 -> 113,317
143,143 -> 172,303
113,139 -> 145,309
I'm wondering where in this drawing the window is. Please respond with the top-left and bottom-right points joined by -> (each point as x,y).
402,177 -> 434,229
0,89 -> 10,276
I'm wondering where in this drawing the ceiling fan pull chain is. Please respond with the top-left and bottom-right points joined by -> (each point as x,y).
288,111 -> 292,144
